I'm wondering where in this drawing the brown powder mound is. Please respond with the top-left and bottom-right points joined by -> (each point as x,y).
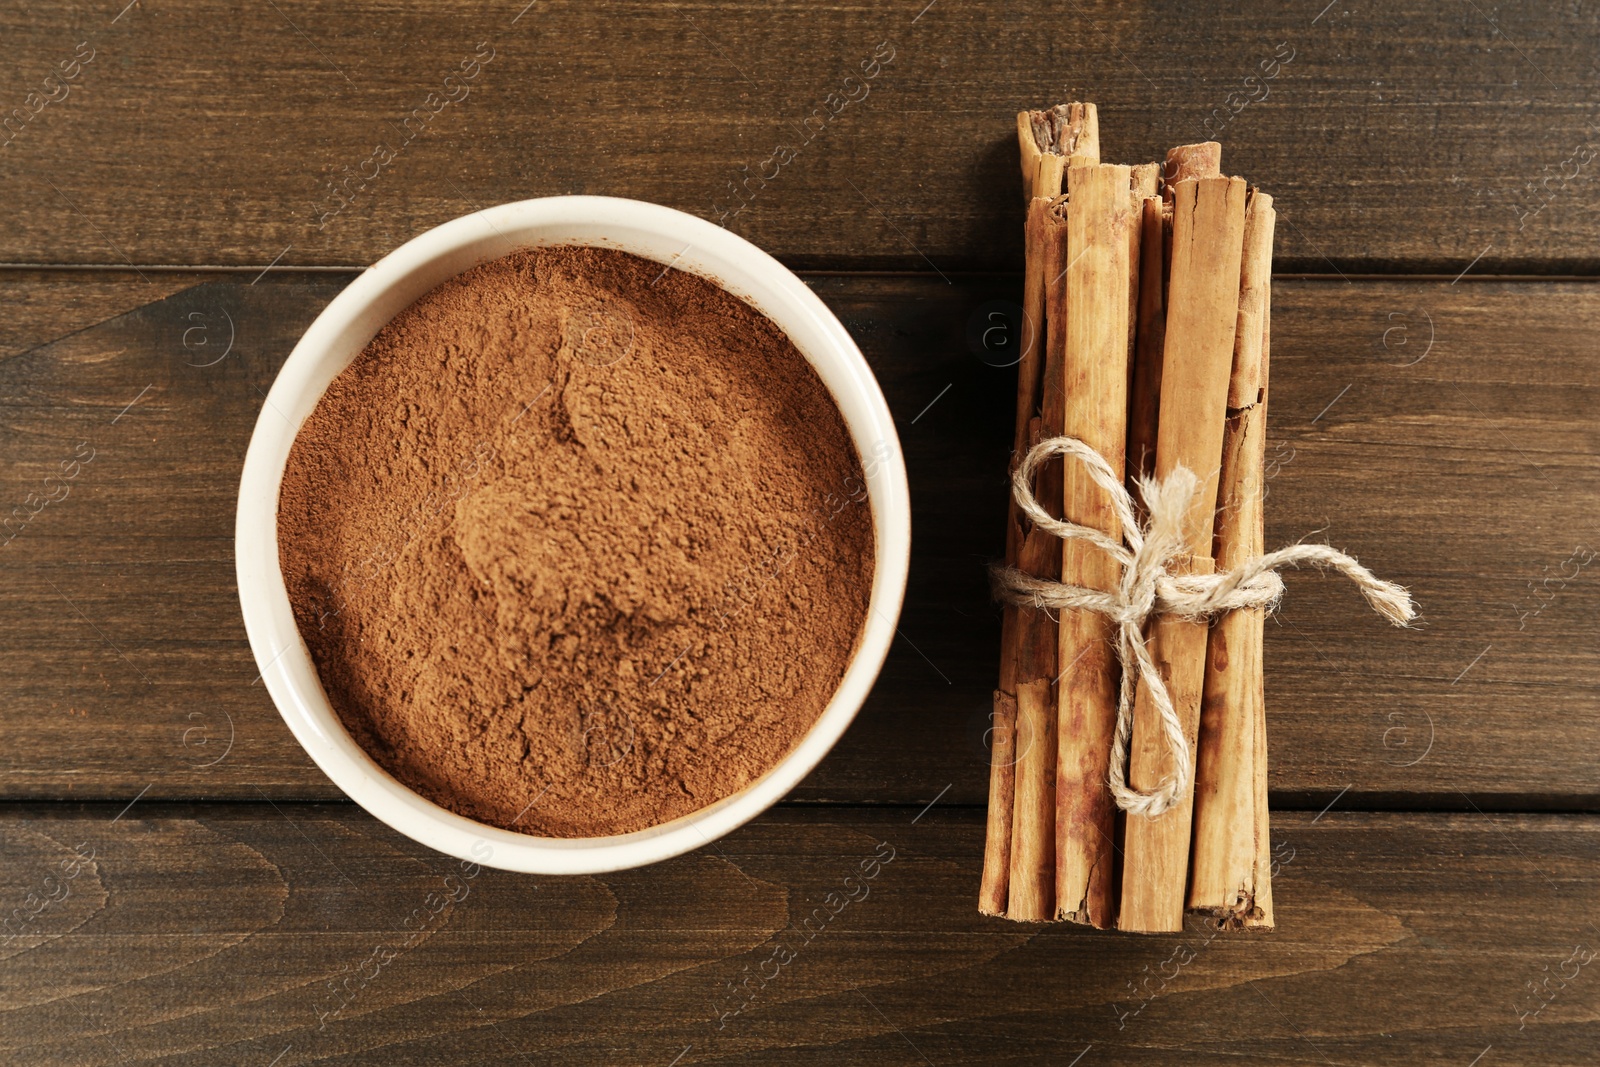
276,246 -> 874,837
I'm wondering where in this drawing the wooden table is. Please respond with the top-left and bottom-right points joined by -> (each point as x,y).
3,2 -> 1597,1063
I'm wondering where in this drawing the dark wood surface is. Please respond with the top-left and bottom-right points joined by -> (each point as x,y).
1,273 -> 1595,807
2,807 -> 1597,1066
4,0 -> 1598,1061
3,1 -> 1600,272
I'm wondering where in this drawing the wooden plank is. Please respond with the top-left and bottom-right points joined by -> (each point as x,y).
0,275 -> 1595,804
1,2 -> 1598,271
0,805 -> 1595,1065
0,270 -> 204,364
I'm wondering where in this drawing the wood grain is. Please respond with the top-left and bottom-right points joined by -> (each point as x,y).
1,2 -> 1598,272
0,274 -> 1595,806
0,804 -> 1594,1065
0,270 -> 206,363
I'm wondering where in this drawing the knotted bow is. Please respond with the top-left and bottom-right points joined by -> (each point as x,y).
991,435 -> 1414,818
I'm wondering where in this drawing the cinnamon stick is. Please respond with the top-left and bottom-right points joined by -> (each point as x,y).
982,104 -> 1098,918
979,689 -> 1018,916
1053,164 -> 1134,927
1190,189 -> 1276,927
1248,275 -> 1276,931
1127,197 -> 1169,486
981,194 -> 1053,917
1017,104 -> 1099,197
1017,112 -> 1043,197
1117,175 -> 1249,933
1008,192 -> 1070,921
1163,141 -> 1222,196
1130,146 -> 1220,484
1126,164 -> 1161,369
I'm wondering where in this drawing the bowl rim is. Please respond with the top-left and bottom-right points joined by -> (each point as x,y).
234,195 -> 911,874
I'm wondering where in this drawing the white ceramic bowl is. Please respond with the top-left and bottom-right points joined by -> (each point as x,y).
236,196 -> 911,875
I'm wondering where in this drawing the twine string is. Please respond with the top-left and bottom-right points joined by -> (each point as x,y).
992,435 -> 1414,818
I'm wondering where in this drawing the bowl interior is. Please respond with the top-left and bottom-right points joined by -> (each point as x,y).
235,196 -> 910,874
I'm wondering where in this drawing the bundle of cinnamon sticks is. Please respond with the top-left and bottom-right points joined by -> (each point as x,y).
983,103 -> 1277,934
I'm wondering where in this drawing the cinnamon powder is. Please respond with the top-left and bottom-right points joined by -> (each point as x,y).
277,246 -> 874,838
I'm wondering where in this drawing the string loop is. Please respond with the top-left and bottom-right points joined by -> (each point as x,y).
992,435 -> 1414,817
